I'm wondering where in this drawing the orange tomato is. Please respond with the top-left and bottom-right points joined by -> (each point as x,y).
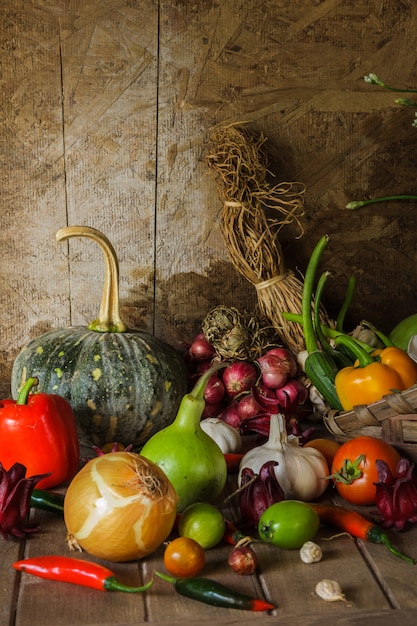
304,438 -> 341,472
163,536 -> 206,578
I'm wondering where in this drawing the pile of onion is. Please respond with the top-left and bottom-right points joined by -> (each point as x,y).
64,451 -> 178,562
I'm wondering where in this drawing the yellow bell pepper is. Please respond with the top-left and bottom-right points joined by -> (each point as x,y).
369,347 -> 417,389
335,343 -> 417,411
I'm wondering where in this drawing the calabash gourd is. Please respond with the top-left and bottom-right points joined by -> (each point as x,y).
141,362 -> 228,512
11,226 -> 188,449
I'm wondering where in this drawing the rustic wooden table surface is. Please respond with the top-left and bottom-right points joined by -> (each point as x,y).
2,472 -> 417,626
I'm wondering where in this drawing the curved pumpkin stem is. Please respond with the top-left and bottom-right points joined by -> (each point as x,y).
56,226 -> 127,333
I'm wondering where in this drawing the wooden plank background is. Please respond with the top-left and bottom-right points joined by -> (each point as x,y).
1,0 -> 417,386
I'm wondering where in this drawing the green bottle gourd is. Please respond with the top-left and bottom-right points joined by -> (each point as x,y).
140,362 -> 228,512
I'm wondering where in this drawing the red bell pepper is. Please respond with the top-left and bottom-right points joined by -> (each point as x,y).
0,377 -> 79,489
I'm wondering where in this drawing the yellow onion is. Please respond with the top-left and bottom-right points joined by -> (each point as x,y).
64,451 -> 177,562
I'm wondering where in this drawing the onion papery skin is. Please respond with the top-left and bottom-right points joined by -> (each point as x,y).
64,452 -> 178,562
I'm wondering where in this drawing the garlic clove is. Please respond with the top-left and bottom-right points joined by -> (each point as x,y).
299,541 -> 322,563
315,579 -> 346,602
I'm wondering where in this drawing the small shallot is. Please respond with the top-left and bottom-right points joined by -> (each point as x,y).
189,334 -> 216,362
228,543 -> 258,575
299,541 -> 322,564
315,579 -> 346,603
203,375 -> 225,405
222,361 -> 258,398
257,354 -> 288,389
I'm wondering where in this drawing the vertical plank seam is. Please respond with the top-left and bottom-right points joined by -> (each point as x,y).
58,16 -> 73,325
151,0 -> 162,336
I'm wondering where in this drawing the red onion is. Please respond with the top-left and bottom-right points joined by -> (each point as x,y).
263,347 -> 298,377
203,374 -> 225,405
257,354 -> 288,389
218,400 -> 241,428
201,402 -> 223,419
228,545 -> 258,575
275,378 -> 308,411
222,361 -> 258,398
236,392 -> 263,421
189,334 -> 215,362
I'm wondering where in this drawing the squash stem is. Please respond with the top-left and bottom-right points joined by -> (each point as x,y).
56,226 -> 127,333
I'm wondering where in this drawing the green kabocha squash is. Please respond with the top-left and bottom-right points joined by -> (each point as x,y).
11,226 -> 188,450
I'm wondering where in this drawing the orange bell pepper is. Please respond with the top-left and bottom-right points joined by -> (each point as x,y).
334,342 -> 417,411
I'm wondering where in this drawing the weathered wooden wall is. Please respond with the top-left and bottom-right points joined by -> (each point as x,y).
1,0 -> 417,386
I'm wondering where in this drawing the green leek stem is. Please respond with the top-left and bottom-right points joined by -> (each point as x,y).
336,276 -> 356,332
302,234 -> 329,354
333,335 -> 374,367
282,311 -> 374,354
313,271 -> 333,354
346,195 -> 417,210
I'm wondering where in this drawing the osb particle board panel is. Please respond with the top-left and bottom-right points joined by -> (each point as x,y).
1,0 -> 417,383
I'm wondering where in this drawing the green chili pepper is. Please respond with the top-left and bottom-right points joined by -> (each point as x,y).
155,571 -> 276,611
30,489 -> 65,515
13,556 -> 153,592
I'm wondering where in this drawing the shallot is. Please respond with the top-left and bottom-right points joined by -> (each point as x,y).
236,393 -> 263,421
264,347 -> 298,377
203,375 -> 225,405
228,544 -> 258,575
222,361 -> 258,398
189,334 -> 215,362
257,354 -> 288,389
218,400 -> 241,428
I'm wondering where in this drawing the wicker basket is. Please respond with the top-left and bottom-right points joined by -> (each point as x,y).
323,384 -> 417,463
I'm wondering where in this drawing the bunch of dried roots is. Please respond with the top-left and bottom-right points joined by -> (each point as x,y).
206,123 -> 330,353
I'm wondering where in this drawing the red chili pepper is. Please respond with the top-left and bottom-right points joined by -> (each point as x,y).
0,377 -> 79,489
310,503 -> 415,564
13,556 -> 153,593
224,453 -> 244,473
222,520 -> 250,545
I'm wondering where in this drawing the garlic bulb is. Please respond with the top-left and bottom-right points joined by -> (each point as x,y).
200,418 -> 242,454
238,413 -> 328,501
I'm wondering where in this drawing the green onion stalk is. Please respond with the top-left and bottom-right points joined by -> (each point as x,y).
345,74 -> 417,210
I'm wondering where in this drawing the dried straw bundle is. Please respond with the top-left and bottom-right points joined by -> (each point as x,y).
206,123 -> 329,353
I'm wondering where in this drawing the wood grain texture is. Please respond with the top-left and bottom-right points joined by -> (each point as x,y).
1,1 -> 417,376
4,479 -> 417,626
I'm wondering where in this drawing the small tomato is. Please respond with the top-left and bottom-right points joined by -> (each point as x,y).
178,502 -> 226,549
258,500 -> 320,549
304,438 -> 341,471
330,436 -> 401,505
163,536 -> 205,578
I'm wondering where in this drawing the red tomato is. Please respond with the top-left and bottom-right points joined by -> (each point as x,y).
330,436 -> 401,505
163,537 -> 205,578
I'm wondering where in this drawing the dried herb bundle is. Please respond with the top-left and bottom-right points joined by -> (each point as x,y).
206,123 -> 329,353
202,305 -> 282,361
